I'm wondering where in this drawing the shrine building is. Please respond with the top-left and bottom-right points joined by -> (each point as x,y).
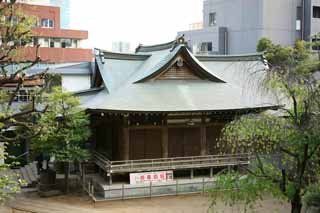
77,37 -> 281,184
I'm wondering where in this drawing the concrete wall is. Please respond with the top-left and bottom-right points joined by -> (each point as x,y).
178,28 -> 219,53
178,0 -> 308,54
61,75 -> 91,92
261,0 -> 300,46
311,0 -> 320,38
184,0 -> 266,54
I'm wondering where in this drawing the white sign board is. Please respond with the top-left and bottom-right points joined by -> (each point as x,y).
130,171 -> 174,185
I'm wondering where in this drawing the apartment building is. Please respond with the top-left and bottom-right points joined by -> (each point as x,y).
17,3 -> 92,63
178,0 -> 320,55
17,0 -> 70,28
1,2 -> 93,104
50,0 -> 70,29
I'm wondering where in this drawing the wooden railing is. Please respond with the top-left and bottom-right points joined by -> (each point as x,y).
93,152 -> 251,175
93,151 -> 111,173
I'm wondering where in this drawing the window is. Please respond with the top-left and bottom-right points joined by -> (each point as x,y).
313,6 -> 320,18
53,38 -> 61,48
50,39 -> 54,48
19,90 -> 28,102
44,38 -> 49,47
41,19 -> 54,28
312,38 -> 320,50
15,90 -> 32,102
72,39 -> 78,48
296,7 -> 302,31
199,42 -> 213,54
207,42 -> 213,52
38,38 -> 49,47
209,12 -> 216,26
61,39 -> 71,48
33,37 -> 39,46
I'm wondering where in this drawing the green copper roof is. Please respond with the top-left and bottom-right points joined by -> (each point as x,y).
79,40 -> 283,112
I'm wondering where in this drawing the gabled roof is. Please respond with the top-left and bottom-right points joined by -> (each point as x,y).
51,62 -> 93,75
133,45 -> 225,83
135,40 -> 177,53
79,39 -> 283,113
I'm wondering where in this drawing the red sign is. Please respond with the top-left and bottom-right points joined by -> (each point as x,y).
130,171 -> 173,185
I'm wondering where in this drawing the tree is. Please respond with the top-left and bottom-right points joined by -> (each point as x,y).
0,0 -> 53,203
32,87 -> 90,193
0,145 -> 22,203
210,39 -> 320,213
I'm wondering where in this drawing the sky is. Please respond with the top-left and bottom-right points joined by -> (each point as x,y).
70,0 -> 203,51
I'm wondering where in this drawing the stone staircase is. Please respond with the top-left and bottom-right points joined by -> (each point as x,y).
13,161 -> 39,188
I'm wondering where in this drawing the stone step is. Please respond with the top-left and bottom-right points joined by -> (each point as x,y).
19,167 -> 32,186
11,169 -> 21,183
31,161 -> 39,176
25,164 -> 37,183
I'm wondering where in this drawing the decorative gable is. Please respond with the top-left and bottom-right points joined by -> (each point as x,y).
154,57 -> 202,80
134,45 -> 226,83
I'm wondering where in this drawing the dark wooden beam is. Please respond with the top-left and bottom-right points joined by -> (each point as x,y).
121,116 -> 130,161
122,127 -> 130,161
162,127 -> 169,158
200,115 -> 207,156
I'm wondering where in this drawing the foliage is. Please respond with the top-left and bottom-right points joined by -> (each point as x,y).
0,0 -> 53,143
303,183 -> 320,207
210,38 -> 320,213
31,87 -> 90,193
0,0 -> 53,203
209,171 -> 284,213
32,87 -> 91,163
0,144 -> 23,204
256,37 -> 273,52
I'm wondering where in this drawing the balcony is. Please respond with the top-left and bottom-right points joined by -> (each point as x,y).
16,47 -> 93,63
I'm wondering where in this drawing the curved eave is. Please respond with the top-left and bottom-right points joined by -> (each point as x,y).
134,46 -> 226,83
135,40 -> 177,53
97,49 -> 151,61
86,105 -> 282,114
197,52 -> 265,62
74,87 -> 105,96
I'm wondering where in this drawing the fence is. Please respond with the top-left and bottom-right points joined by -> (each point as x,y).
85,178 -> 215,202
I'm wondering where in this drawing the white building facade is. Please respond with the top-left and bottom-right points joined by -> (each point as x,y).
178,0 -> 320,55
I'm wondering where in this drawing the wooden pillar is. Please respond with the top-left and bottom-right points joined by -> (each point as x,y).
109,174 -> 112,185
120,115 -> 130,161
210,168 -> 213,178
200,115 -> 207,156
122,127 -> 130,161
162,127 -> 169,158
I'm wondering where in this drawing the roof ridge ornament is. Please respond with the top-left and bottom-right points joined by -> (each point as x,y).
177,35 -> 185,44
170,35 -> 186,52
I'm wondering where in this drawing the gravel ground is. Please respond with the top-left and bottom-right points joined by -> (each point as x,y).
1,192 -> 290,213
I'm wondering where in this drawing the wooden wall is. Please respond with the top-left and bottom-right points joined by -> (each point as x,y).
129,129 -> 162,160
95,121 -> 226,161
95,121 -> 119,160
168,127 -> 201,157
